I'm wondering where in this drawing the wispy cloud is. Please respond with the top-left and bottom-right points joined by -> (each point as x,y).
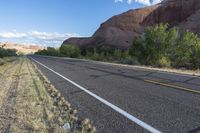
0,32 -> 27,38
115,0 -> 163,5
0,30 -> 80,47
115,0 -> 123,3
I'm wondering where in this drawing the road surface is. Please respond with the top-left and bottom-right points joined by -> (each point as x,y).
29,55 -> 200,133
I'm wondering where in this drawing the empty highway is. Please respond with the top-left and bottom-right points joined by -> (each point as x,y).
29,55 -> 200,133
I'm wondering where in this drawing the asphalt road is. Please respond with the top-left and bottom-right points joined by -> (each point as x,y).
29,55 -> 200,133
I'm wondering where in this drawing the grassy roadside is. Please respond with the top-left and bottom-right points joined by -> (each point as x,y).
0,57 -> 17,65
11,58 -> 62,132
0,57 -> 96,133
0,57 -> 18,75
0,58 -> 20,107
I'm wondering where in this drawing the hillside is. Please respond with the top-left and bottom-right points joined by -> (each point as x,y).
63,0 -> 200,49
0,42 -> 42,54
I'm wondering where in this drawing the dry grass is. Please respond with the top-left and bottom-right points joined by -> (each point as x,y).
0,58 -> 20,107
0,57 -> 96,133
32,60 -> 96,133
9,58 -> 63,132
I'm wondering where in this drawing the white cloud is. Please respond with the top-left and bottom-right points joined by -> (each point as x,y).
0,32 -> 27,38
151,0 -> 163,5
127,0 -> 132,4
0,30 -> 80,47
135,0 -> 151,5
115,0 -> 163,5
115,0 -> 123,3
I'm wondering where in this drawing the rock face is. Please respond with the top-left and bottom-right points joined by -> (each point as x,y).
0,42 -> 43,54
63,0 -> 200,49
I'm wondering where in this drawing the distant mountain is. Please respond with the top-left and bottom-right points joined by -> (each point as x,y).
0,42 -> 43,54
63,0 -> 200,49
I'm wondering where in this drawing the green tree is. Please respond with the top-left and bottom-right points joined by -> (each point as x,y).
191,38 -> 200,69
144,24 -> 169,65
129,38 -> 146,64
60,44 -> 80,58
130,24 -> 179,67
46,47 -> 59,56
172,31 -> 200,69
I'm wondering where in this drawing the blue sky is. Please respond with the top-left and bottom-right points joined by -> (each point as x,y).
0,0 -> 162,47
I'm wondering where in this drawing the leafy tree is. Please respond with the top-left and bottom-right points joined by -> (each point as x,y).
172,31 -> 200,69
144,24 -> 170,65
130,24 -> 179,67
191,37 -> 200,69
130,24 -> 200,69
46,47 -> 59,56
129,38 -> 146,64
60,44 -> 80,58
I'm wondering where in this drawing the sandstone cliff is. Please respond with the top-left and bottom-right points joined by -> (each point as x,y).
0,42 -> 43,54
63,0 -> 200,49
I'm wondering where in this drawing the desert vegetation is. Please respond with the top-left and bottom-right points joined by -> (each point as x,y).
0,47 -> 17,58
35,24 -> 200,70
0,57 -> 96,133
0,47 -> 18,65
129,24 -> 200,69
35,45 -> 80,58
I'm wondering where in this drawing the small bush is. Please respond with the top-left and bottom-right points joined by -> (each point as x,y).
120,56 -> 140,65
155,56 -> 171,68
113,49 -> 122,60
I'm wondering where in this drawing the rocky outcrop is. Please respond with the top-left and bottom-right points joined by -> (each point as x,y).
179,9 -> 200,34
63,0 -> 200,49
0,42 -> 43,54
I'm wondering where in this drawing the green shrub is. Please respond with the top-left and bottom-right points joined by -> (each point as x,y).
171,31 -> 200,69
129,38 -> 147,64
59,44 -> 80,58
113,49 -> 122,60
191,38 -> 200,69
120,56 -> 140,65
155,56 -> 171,68
46,47 -> 59,56
130,23 -> 200,69
35,47 -> 59,56
0,48 -> 17,57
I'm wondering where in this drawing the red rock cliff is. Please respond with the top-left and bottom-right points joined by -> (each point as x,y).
63,0 -> 200,49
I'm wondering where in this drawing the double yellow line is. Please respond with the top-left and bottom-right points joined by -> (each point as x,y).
144,79 -> 200,94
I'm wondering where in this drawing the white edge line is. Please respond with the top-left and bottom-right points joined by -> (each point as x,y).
30,57 -> 162,133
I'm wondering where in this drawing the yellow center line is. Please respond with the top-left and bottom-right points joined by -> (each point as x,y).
144,79 -> 200,94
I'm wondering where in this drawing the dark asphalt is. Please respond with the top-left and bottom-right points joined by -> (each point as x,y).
29,55 -> 200,133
